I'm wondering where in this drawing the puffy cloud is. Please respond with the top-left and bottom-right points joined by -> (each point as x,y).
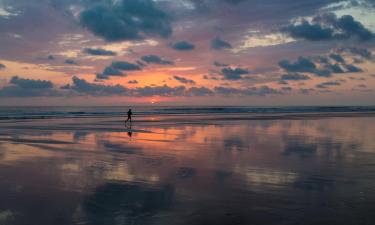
0,76 -> 56,97
171,41 -> 195,51
83,48 -> 117,56
278,57 -> 331,77
316,81 -> 341,89
221,67 -> 249,80
134,85 -> 186,97
344,64 -> 363,72
281,73 -> 311,81
62,76 -> 129,96
128,80 -> 138,84
214,85 -> 281,96
173,76 -> 196,84
211,37 -> 232,50
186,87 -> 214,96
10,76 -> 53,89
329,53 -> 345,63
111,61 -> 142,71
213,61 -> 229,67
79,0 -> 172,42
281,13 -> 374,41
65,59 -> 77,65
278,57 -> 316,72
96,66 -> 125,80
0,63 -> 5,69
141,55 -> 173,65
338,47 -> 373,60
329,64 -> 345,73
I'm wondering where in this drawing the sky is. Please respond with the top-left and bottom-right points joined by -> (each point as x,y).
0,0 -> 375,106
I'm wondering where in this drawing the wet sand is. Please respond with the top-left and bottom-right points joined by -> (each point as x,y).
0,113 -> 375,225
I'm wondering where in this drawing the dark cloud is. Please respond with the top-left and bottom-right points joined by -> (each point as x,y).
79,0 -> 172,42
0,76 -> 57,97
282,86 -> 293,91
83,48 -> 117,56
65,59 -> 77,65
316,81 -> 341,89
325,63 -> 345,73
278,57 -> 316,72
338,47 -> 373,60
186,87 -> 214,96
279,57 -> 331,77
214,85 -> 281,96
111,61 -> 142,71
344,63 -> 363,72
348,76 -> 365,81
211,37 -> 232,50
221,67 -> 249,80
128,80 -> 138,84
171,41 -> 195,51
281,73 -> 311,81
213,61 -> 229,67
281,13 -> 374,41
135,85 -> 186,97
47,55 -> 55,60
329,53 -> 345,63
141,55 -> 173,65
0,63 -> 6,70
96,66 -> 125,80
300,88 -> 315,95
63,76 -> 129,96
173,76 -> 196,84
10,76 -> 53,89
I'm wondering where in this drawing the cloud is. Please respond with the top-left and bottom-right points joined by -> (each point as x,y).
0,76 -> 57,97
10,76 -> 53,89
62,76 -> 129,96
338,47 -> 373,60
0,63 -> 5,70
316,81 -> 341,89
79,0 -> 172,42
211,37 -> 232,50
325,63 -> 345,73
96,66 -> 125,80
65,59 -> 77,65
278,57 -> 316,72
47,55 -> 55,60
173,76 -> 196,84
281,73 -> 311,81
329,53 -> 345,63
111,61 -> 142,71
186,87 -> 214,96
221,67 -> 249,80
83,48 -> 117,56
344,63 -> 363,72
214,85 -> 281,96
278,57 -> 331,77
213,61 -> 229,67
134,85 -> 186,97
171,41 -> 195,51
281,13 -> 374,41
141,55 -> 173,65
128,80 -> 138,84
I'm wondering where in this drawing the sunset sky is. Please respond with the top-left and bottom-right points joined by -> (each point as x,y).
0,0 -> 375,106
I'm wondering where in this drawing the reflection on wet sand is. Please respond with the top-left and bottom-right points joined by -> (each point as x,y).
0,116 -> 375,224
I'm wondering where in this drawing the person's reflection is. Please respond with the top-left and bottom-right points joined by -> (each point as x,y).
127,123 -> 133,138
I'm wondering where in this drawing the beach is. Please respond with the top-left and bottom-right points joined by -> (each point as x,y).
0,107 -> 375,225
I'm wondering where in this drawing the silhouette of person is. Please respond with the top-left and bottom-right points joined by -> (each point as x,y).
125,109 -> 132,126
